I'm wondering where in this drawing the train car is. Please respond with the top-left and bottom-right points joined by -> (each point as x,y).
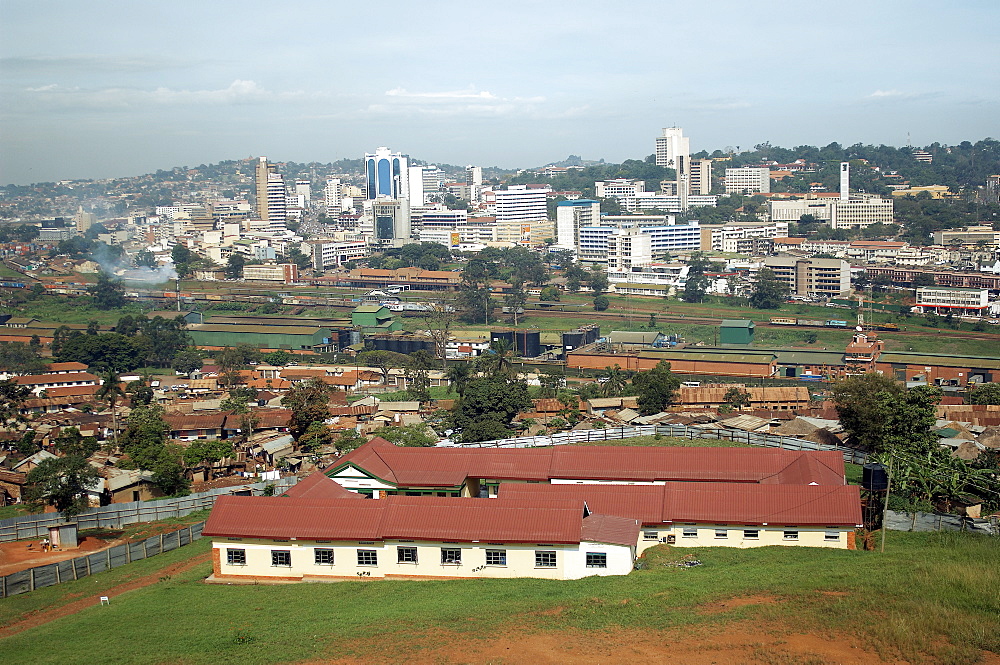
770,317 -> 797,325
0,281 -> 27,289
797,319 -> 826,327
875,323 -> 900,331
825,320 -> 848,328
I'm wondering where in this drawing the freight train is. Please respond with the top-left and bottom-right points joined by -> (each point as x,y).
769,317 -> 899,331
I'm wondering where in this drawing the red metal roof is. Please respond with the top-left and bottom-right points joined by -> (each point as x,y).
203,494 -> 599,545
330,440 -> 847,488
501,481 -> 861,527
282,472 -> 366,500
580,513 -> 641,547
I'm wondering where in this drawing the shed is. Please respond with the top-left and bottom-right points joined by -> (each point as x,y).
48,522 -> 78,549
720,319 -> 755,345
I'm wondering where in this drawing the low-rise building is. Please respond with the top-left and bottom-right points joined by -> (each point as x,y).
913,287 -> 990,317
763,257 -> 851,298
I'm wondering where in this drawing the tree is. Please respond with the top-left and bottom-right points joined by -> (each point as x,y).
53,427 -> 100,458
262,350 -> 292,366
586,267 -> 610,295
333,430 -> 366,453
281,378 -> 334,444
451,374 -> 532,442
88,271 -> 126,310
539,286 -> 560,302
833,375 -> 940,454
379,423 -> 436,447
0,341 -> 45,375
593,295 -> 609,311
446,362 -> 473,397
419,299 -> 458,366
476,339 -> 516,378
969,383 -> 1000,405
722,386 -> 752,411
225,253 -> 246,279
749,268 -> 789,309
182,439 -> 234,467
25,456 -> 99,517
172,349 -> 204,375
117,404 -> 189,494
357,349 -> 408,385
95,370 -> 125,447
631,361 -> 680,415
171,243 -> 195,277
682,273 -> 709,303
503,280 -> 528,326
0,379 -> 31,430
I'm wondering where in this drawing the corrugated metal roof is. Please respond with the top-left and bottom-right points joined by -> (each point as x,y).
579,513 -> 641,547
203,495 -> 594,544
282,473 -> 365,500
330,439 -> 847,487
880,352 -> 1000,370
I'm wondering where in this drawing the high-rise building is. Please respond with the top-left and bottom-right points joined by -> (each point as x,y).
555,199 -> 601,250
655,127 -> 690,169
422,166 -> 445,201
295,180 -> 311,203
365,147 -> 409,200
324,178 -> 342,215
370,199 -> 411,248
255,157 -> 286,229
492,185 -> 550,246
408,166 -> 426,205
466,165 -> 483,203
689,159 -> 713,196
840,162 -> 850,201
724,167 -> 771,195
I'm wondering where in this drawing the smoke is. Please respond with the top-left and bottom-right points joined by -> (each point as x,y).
91,243 -> 178,284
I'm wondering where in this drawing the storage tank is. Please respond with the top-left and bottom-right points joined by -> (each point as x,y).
862,463 -> 889,491
515,329 -> 541,358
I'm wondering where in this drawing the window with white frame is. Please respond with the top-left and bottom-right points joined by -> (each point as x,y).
535,550 -> 557,568
744,529 -> 759,540
271,550 -> 291,567
783,531 -> 799,541
682,527 -> 698,538
824,531 -> 840,541
397,546 -> 418,563
357,549 -> 378,566
226,548 -> 246,565
585,552 -> 607,568
314,549 -> 334,565
441,548 -> 462,564
714,528 -> 728,539
643,531 -> 659,541
485,549 -> 506,566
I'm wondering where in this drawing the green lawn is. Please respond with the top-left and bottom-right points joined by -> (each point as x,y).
0,505 -> 34,520
0,532 -> 996,664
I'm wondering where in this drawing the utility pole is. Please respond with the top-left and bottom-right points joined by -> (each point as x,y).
880,460 -> 893,553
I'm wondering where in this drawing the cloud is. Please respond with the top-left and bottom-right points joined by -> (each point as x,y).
20,80 -> 318,109
866,89 -> 941,102
385,87 -> 499,100
371,86 -> 551,118
869,89 -> 905,98
1,55 -> 198,74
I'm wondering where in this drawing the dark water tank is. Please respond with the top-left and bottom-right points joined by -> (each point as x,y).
862,463 -> 889,491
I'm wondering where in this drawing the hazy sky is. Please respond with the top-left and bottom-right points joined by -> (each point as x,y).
1,0 -> 997,185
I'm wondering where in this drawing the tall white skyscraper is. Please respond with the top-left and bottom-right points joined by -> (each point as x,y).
840,162 -> 850,201
365,147 -> 409,200
655,127 -> 690,170
408,165 -> 426,205
295,180 -> 311,203
324,178 -> 342,215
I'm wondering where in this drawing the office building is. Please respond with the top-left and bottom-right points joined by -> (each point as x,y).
365,147 -> 409,200
306,239 -> 369,270
369,199 -> 411,248
578,222 -> 701,264
255,157 -> 287,229
555,199 -> 601,251
725,167 -> 771,195
466,165 -> 483,203
606,227 -> 653,271
295,180 -> 311,203
689,159 -> 713,196
914,287 -> 990,317
324,178 -> 342,215
655,127 -> 690,170
840,162 -> 850,201
408,166 -> 426,205
932,226 -> 1000,248
492,185 -> 550,246
762,257 -> 850,298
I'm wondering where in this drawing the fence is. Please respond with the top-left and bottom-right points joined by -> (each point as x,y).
0,476 -> 298,544
459,423 -> 867,464
885,510 -> 998,536
0,522 -> 205,598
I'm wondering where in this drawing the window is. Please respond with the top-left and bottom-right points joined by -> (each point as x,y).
714,528 -> 728,539
271,550 -> 291,567
586,552 -> 607,568
824,531 -> 840,542
314,549 -> 334,565
485,549 -> 506,566
357,549 -> 378,566
783,531 -> 799,541
226,548 -> 246,565
441,548 -> 462,565
642,531 -> 659,541
682,527 -> 698,538
744,529 -> 759,540
535,550 -> 557,568
397,546 -> 418,564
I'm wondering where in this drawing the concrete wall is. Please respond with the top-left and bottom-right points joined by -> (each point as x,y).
634,524 -> 855,553
212,538 -> 634,581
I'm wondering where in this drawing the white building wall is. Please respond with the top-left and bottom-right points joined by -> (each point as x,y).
725,167 -> 771,195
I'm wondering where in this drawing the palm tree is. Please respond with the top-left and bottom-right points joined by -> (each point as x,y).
446,362 -> 472,397
480,339 -> 515,379
95,369 -> 125,448
600,365 -> 629,397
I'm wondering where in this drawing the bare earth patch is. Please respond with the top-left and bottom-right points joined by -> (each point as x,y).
319,622 -> 915,665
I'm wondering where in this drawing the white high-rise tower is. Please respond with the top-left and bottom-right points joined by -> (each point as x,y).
365,147 -> 409,200
655,127 -> 691,209
840,162 -> 850,201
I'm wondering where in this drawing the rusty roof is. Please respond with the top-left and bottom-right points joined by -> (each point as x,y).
330,439 -> 846,488
579,513 -> 641,547
165,411 -> 230,431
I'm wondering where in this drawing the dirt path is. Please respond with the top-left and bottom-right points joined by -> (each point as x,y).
0,551 -> 212,638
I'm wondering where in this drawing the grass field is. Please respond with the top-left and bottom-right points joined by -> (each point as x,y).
0,531 -> 996,664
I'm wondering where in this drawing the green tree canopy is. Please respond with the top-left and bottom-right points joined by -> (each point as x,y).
25,456 -> 100,517
631,361 -> 680,415
749,268 -> 789,309
968,383 -> 1000,405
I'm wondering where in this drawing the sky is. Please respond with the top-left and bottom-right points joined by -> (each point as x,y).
1,0 -> 998,185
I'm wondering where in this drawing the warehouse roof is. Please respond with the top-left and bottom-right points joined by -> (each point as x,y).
879,352 -> 1000,370
188,324 -> 332,335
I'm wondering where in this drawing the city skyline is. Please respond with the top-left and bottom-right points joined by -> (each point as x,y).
1,0 -> 998,185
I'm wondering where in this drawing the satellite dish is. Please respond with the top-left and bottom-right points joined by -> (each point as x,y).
855,326 -> 863,332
